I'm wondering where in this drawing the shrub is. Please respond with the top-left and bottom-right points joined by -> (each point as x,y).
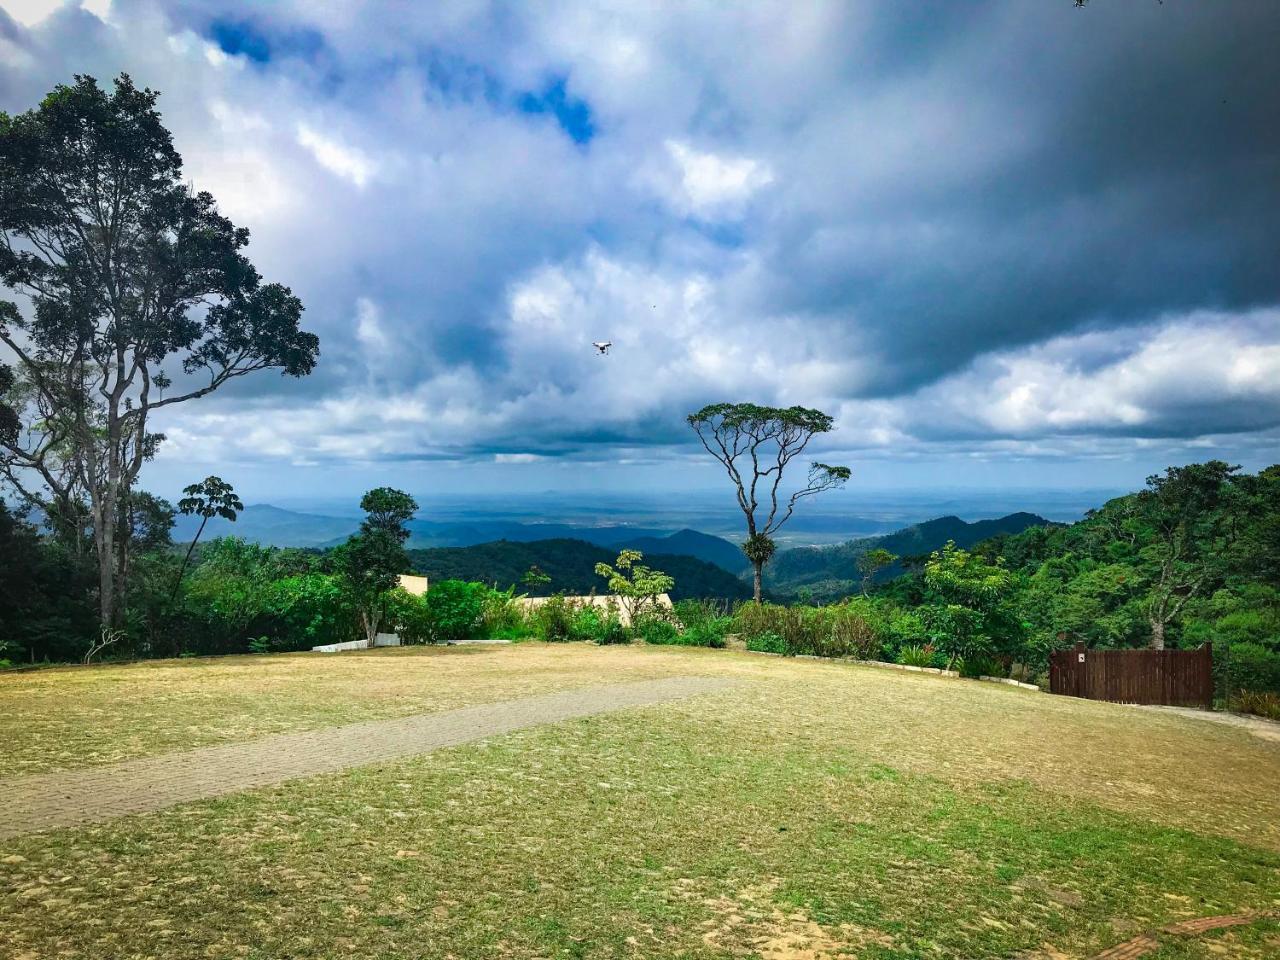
528,595 -> 576,642
958,655 -> 1000,679
826,604 -> 880,659
897,644 -> 933,667
746,631 -> 786,655
1234,690 -> 1280,720
391,580 -> 489,645
482,587 -> 526,640
673,599 -> 731,648
567,604 -> 627,644
634,613 -> 681,645
1225,642 -> 1280,696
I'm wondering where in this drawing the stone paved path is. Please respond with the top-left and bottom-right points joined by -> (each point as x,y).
0,676 -> 734,840
1091,910 -> 1279,959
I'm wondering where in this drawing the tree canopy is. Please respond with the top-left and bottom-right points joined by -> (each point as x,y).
0,74 -> 318,625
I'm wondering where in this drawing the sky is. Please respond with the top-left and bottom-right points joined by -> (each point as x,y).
1,0 -> 1278,503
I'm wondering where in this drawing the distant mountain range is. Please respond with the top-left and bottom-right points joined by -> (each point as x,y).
407,538 -> 752,602
171,504 -> 749,571
765,512 -> 1051,599
173,502 -> 1051,601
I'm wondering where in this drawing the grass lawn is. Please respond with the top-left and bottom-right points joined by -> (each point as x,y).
2,644 -> 1278,959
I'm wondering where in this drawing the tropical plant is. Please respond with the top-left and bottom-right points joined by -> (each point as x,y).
593,549 -> 674,623
335,488 -> 418,646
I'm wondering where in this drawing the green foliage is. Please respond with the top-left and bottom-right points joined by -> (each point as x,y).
897,644 -> 934,667
568,604 -> 628,645
335,488 -> 417,644
359,488 -> 418,541
0,74 -> 318,627
593,549 -> 674,622
633,613 -> 681,645
920,542 -> 1024,669
672,599 -> 732,648
526,595 -> 577,642
732,599 -> 885,659
389,580 -> 491,645
746,631 -> 786,654
0,499 -> 98,663
1233,690 -> 1280,720
1224,643 -> 1280,697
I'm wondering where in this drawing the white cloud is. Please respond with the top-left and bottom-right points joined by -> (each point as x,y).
655,140 -> 774,219
296,123 -> 377,188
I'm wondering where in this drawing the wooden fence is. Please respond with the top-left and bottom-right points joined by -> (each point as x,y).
1049,642 -> 1213,709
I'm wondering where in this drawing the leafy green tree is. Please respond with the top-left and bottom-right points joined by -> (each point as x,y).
921,542 -> 1023,670
358,487 -> 418,540
0,74 -> 318,628
521,564 -> 552,591
1133,461 -> 1243,649
594,549 -> 675,624
857,548 -> 898,595
172,476 -> 243,602
336,488 -> 418,646
687,403 -> 850,601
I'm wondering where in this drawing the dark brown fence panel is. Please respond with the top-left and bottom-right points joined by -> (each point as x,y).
1048,643 -> 1212,709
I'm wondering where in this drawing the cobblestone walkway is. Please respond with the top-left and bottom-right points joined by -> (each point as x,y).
0,676 -> 734,839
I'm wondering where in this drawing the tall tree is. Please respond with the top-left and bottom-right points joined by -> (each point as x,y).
172,476 -> 243,602
336,488 -> 419,646
1133,461 -> 1242,649
0,74 -> 319,627
687,403 -> 850,601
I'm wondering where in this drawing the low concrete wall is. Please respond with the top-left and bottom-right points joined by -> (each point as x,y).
312,633 -> 401,653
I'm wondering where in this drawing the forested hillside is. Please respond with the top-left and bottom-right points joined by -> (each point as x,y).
407,538 -> 752,601
613,529 -> 746,573
767,512 -> 1051,600
962,464 -> 1280,656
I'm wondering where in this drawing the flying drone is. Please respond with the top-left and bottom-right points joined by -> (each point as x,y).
592,341 -> 612,355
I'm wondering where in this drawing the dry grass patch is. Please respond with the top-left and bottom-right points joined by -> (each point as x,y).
2,645 -> 1279,958
0,644 -> 722,776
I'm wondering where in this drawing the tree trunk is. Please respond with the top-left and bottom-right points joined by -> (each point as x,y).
361,608 -> 380,648
752,561 -> 763,603
1149,617 -> 1166,650
90,490 -> 118,628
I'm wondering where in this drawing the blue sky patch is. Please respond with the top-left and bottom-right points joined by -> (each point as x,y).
209,18 -> 324,65
517,76 -> 595,145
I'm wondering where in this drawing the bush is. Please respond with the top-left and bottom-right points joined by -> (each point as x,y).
897,644 -> 933,667
673,599 -> 731,648
746,631 -> 786,655
1225,642 -> 1280,695
391,580 -> 490,645
958,655 -> 1001,679
1225,642 -> 1280,696
528,594 -> 576,642
482,588 -> 526,640
634,613 -> 681,645
735,601 -> 891,659
1234,690 -> 1280,720
567,603 -> 628,644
